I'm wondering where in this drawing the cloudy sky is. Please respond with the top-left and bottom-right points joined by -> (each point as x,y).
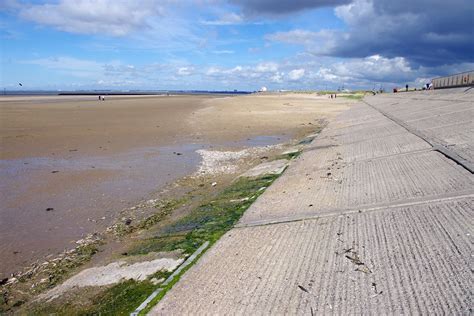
1,0 -> 473,91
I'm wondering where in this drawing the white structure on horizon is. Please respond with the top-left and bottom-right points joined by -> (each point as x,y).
259,86 -> 268,92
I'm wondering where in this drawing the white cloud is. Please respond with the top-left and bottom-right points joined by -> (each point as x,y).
19,0 -> 166,36
307,55 -> 418,88
201,12 -> 243,25
177,66 -> 195,76
212,50 -> 235,54
23,56 -> 103,78
270,72 -> 284,83
265,29 -> 338,55
288,68 -> 305,80
255,62 -> 278,73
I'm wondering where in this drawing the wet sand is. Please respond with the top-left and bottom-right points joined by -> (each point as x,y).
0,93 -> 349,278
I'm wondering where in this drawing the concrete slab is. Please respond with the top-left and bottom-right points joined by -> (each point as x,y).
152,198 -> 473,315
317,122 -> 408,146
239,150 -> 473,225
365,91 -> 473,166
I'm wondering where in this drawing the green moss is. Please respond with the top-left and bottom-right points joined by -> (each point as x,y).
87,280 -> 156,316
129,174 -> 278,257
27,280 -> 156,316
138,198 -> 188,230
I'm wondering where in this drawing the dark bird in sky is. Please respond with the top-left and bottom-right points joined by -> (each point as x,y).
18,83 -> 22,86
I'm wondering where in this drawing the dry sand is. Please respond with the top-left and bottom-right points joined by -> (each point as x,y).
0,93 -> 349,278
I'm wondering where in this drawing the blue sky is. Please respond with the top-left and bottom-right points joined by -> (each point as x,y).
1,0 -> 473,91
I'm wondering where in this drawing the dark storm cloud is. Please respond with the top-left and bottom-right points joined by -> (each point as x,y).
328,0 -> 474,66
263,0 -> 473,67
230,0 -> 352,15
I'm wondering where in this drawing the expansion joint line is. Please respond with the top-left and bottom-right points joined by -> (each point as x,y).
235,192 -> 474,229
362,100 -> 474,173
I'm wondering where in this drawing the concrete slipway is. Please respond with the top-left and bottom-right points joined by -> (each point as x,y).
151,88 -> 473,315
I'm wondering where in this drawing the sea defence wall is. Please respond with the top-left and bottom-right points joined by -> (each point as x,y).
432,70 -> 474,89
150,88 -> 473,315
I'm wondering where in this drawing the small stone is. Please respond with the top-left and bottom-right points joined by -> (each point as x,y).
46,207 -> 54,211
211,182 -> 217,187
7,277 -> 18,285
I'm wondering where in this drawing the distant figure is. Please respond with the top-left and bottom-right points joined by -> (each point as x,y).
428,83 -> 433,90
102,96 -> 105,101
98,96 -> 102,101
406,84 -> 409,92
334,94 -> 337,98
393,88 -> 398,93
426,83 -> 430,90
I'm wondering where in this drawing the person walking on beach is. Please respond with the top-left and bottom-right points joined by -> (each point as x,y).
406,84 -> 409,92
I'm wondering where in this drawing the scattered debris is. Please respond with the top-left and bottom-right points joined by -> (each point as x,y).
211,182 -> 217,187
45,208 -> 54,212
195,145 -> 282,175
343,249 -> 372,274
51,170 -> 59,173
345,254 -> 364,265
298,285 -> 309,293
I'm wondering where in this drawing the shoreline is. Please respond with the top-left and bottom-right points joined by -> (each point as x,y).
0,93 -> 353,312
1,131 -> 310,313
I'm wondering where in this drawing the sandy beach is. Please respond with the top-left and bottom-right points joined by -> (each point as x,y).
0,93 -> 349,278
